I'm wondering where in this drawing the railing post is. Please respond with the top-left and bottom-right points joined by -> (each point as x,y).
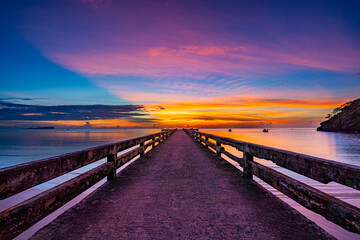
205,137 -> 209,148
107,152 -> 117,181
152,136 -> 156,148
243,152 -> 253,179
140,141 -> 144,157
216,141 -> 221,156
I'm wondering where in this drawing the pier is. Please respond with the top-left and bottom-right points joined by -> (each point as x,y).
0,129 -> 359,239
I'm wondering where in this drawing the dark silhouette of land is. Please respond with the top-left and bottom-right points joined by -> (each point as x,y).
318,98 -> 360,133
27,126 -> 55,129
31,131 -> 333,239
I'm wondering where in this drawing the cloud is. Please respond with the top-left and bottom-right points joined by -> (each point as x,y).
233,98 -> 341,109
20,1 -> 360,77
14,0 -> 360,111
0,96 -> 343,128
146,45 -> 247,57
48,42 -> 359,79
0,101 -> 153,123
0,97 -> 46,101
142,97 -> 341,127
81,121 -> 92,128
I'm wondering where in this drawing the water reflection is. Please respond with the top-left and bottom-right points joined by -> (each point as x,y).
328,132 -> 360,166
0,129 -> 158,168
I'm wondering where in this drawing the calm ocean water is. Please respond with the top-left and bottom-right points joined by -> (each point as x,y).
1,128 -> 359,168
0,128 -> 158,169
203,128 -> 360,166
1,128 -> 359,239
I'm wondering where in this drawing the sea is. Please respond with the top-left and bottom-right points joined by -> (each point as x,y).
0,128 -> 359,239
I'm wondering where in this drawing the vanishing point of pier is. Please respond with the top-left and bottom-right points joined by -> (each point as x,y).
1,129 -> 359,239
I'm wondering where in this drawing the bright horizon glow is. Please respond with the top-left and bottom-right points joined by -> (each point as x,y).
1,0 -> 359,128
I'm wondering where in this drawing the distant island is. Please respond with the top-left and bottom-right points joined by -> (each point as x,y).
317,98 -> 360,133
27,126 -> 55,130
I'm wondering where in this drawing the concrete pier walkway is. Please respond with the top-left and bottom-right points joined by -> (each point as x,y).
31,131 -> 333,239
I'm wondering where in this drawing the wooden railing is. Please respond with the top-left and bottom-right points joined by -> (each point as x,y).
184,129 -> 360,234
0,129 -> 176,239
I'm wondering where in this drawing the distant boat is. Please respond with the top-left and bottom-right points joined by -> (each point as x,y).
263,129 -> 269,132
228,129 -> 232,132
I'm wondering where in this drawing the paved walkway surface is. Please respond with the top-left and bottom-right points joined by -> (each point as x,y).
31,131 -> 334,240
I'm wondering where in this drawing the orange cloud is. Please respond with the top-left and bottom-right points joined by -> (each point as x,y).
1,98 -> 338,128
21,113 -> 43,116
143,97 -> 340,128
148,98 -> 341,110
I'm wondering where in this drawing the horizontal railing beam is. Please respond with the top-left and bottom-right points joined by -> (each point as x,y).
189,131 -> 360,190
184,129 -> 360,233
0,162 -> 113,239
0,132 -> 166,199
114,132 -> 175,169
0,129 -> 177,239
250,160 -> 360,234
221,150 -> 244,166
202,139 -> 217,151
116,146 -> 143,168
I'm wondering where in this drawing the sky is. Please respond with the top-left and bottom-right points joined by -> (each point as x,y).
0,0 -> 359,128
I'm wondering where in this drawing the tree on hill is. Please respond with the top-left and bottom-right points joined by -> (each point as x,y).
317,98 -> 360,133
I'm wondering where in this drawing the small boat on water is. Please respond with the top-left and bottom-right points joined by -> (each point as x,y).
263,129 -> 269,132
228,129 -> 232,132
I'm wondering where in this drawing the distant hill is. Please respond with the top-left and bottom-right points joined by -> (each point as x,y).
317,98 -> 360,133
28,126 -> 55,130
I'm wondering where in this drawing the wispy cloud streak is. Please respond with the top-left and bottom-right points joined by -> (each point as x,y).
0,101 -> 152,122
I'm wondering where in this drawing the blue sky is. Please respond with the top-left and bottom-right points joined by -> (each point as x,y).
1,0 -> 359,127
